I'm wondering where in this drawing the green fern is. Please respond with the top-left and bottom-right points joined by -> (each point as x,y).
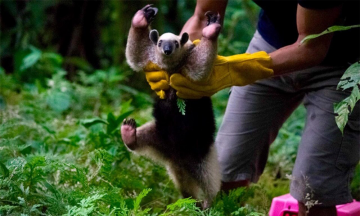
177,98 -> 186,115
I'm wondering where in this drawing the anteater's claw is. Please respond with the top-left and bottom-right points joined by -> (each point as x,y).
142,4 -> 158,23
122,118 -> 136,128
205,11 -> 221,26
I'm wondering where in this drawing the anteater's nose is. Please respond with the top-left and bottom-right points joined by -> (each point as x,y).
164,47 -> 172,55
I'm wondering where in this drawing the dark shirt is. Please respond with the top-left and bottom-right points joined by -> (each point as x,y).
253,0 -> 360,66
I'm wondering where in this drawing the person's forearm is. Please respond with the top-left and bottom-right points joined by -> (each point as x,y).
270,4 -> 342,75
181,0 -> 228,41
181,15 -> 205,40
269,34 -> 333,75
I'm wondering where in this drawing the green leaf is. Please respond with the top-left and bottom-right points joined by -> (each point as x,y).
334,85 -> 360,134
133,188 -> 152,212
65,56 -> 93,72
25,156 -> 46,168
334,61 -> 360,134
107,112 -> 118,135
44,181 -> 61,199
0,162 -> 9,177
42,52 -> 63,66
118,110 -> 134,123
334,101 -> 350,135
177,98 -> 186,115
301,25 -> 360,44
0,95 -> 6,110
20,46 -> 42,71
46,91 -> 71,112
337,62 -> 360,91
80,118 -> 108,128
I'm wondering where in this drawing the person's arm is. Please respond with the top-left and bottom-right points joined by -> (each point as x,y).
270,4 -> 342,75
180,0 -> 228,40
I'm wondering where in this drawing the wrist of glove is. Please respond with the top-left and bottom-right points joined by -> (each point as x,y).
170,51 -> 274,99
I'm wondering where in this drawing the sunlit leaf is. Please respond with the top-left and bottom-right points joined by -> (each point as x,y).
19,46 -> 42,71
337,62 -> 360,91
334,101 -> 350,135
133,188 -> 152,212
301,25 -> 360,44
334,61 -> 360,134
334,85 -> 360,134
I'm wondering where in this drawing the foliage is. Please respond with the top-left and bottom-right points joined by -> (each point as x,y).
218,0 -> 260,55
0,61 -> 266,215
299,24 -> 360,134
334,62 -> 360,134
301,25 -> 360,44
1,1 -> 359,215
176,98 -> 186,116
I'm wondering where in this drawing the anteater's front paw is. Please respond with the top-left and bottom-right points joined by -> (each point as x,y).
202,11 -> 221,40
121,118 -> 137,150
132,5 -> 158,28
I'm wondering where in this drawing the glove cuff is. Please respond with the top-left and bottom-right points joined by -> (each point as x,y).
214,52 -> 274,86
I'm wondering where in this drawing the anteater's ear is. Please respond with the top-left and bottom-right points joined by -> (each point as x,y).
149,30 -> 159,45
180,32 -> 189,46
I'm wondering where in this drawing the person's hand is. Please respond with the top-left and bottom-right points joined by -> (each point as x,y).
143,40 -> 204,99
170,51 -> 274,99
144,62 -> 169,99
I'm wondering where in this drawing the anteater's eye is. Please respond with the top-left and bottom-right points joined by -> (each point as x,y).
174,41 -> 179,48
158,40 -> 162,47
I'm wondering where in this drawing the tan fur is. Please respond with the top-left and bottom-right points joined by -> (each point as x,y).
183,39 -> 217,82
126,27 -> 156,71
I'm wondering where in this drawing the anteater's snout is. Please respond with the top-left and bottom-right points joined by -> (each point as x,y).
162,42 -> 174,55
163,46 -> 172,55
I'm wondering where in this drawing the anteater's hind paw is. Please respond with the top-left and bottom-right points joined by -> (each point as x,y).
121,118 -> 137,150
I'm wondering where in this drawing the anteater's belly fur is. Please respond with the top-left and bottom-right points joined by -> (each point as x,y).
152,89 -> 216,172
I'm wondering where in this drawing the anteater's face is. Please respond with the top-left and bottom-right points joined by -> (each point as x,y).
149,30 -> 189,57
157,33 -> 181,56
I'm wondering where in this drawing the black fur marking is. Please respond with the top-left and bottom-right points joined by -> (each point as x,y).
163,41 -> 174,55
150,30 -> 159,45
180,33 -> 189,46
152,88 -> 216,175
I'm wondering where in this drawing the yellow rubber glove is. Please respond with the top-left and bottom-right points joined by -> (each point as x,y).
144,62 -> 169,99
143,40 -> 202,99
170,51 -> 274,99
